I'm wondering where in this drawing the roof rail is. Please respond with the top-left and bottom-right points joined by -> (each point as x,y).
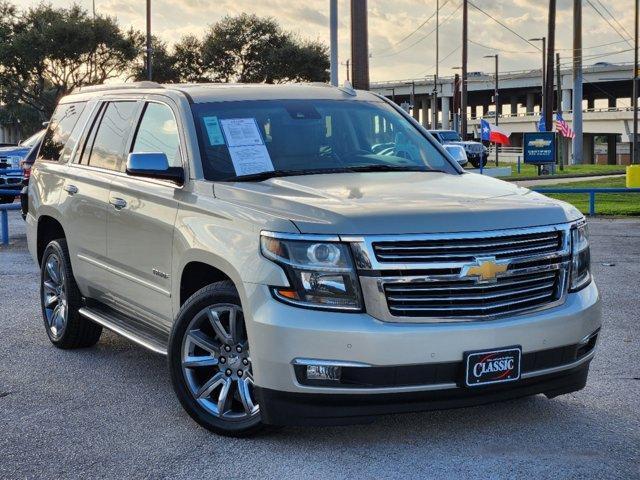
70,81 -> 164,95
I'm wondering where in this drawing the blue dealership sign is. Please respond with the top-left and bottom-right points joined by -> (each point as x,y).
523,132 -> 556,165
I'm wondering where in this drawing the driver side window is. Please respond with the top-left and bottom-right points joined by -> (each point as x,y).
132,102 -> 182,168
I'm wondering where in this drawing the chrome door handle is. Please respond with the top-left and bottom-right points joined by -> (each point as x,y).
109,197 -> 127,210
63,184 -> 78,195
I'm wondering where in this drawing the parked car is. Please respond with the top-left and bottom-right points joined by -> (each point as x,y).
442,143 -> 468,166
27,82 -> 600,437
0,130 -> 45,203
20,135 -> 45,219
428,129 -> 488,168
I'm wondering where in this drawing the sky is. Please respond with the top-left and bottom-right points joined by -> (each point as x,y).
10,0 -> 638,82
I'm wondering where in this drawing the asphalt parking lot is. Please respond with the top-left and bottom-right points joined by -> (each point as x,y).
1,210 -> 639,480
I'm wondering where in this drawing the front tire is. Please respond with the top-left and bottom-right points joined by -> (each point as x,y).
40,239 -> 102,348
168,281 -> 264,437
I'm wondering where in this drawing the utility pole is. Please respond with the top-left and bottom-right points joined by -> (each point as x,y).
330,0 -> 339,86
461,0 -> 468,138
484,54 -> 499,166
146,0 -> 152,81
529,37 -> 546,118
544,0 -> 556,132
432,0 -> 440,129
634,0 -> 639,164
350,0 -> 370,90
453,73 -> 461,133
572,0 -> 583,164
557,52 -> 564,171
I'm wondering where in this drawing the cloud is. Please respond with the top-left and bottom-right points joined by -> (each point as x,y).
10,0 -> 638,81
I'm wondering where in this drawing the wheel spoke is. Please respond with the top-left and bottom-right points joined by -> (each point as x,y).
183,356 -> 219,368
238,377 -> 257,414
196,372 -> 225,399
46,257 -> 60,285
187,329 -> 219,355
44,293 -> 59,308
207,309 -> 233,345
217,377 -> 232,415
43,280 -> 57,294
228,307 -> 243,344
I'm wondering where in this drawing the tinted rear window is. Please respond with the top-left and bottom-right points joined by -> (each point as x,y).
38,102 -> 87,162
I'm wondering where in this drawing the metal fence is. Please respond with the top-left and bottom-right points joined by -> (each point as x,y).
533,187 -> 640,216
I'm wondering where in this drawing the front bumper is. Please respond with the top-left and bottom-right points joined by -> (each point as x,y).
256,361 -> 591,426
243,280 -> 601,396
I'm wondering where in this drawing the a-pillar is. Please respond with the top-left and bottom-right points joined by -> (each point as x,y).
562,89 -> 572,112
526,93 -> 535,114
607,135 -> 617,165
421,97 -> 429,128
510,97 -> 518,116
441,97 -> 451,129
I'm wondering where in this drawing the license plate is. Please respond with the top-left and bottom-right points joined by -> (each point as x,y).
464,346 -> 521,387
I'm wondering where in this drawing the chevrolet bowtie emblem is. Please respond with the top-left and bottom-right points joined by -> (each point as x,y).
461,257 -> 510,282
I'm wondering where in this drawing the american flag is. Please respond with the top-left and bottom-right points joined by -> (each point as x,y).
555,112 -> 575,139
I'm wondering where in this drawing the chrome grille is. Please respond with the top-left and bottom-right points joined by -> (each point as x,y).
373,231 -> 562,263
384,270 -> 561,318
352,225 -> 572,322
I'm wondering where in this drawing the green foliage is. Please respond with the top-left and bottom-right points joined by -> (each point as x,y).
200,14 -> 329,83
0,2 -> 137,121
0,5 -> 330,132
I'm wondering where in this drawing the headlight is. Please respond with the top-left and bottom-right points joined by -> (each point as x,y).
260,233 -> 363,311
570,222 -> 591,292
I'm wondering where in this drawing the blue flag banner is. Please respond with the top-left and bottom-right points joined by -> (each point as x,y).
480,119 -> 490,141
537,115 -> 546,132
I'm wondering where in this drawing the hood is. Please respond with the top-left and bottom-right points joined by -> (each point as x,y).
214,172 -> 582,235
0,146 -> 29,157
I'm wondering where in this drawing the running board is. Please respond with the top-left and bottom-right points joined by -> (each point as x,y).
79,306 -> 168,355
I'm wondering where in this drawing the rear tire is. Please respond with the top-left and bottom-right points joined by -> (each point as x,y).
40,239 -> 102,349
168,281 -> 265,437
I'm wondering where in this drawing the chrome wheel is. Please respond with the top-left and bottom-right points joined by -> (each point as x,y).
42,252 -> 67,340
181,304 -> 259,421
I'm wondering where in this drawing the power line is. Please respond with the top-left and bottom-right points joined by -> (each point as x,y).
467,1 -> 542,51
593,0 -> 634,44
468,39 -> 538,54
585,0 -> 633,47
372,3 -> 462,59
372,0 -> 451,56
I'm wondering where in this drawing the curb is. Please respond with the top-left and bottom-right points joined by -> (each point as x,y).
501,171 -> 626,182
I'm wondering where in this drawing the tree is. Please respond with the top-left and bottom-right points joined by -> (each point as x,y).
199,14 -> 329,84
173,35 -> 210,83
130,34 -> 181,83
0,3 -> 137,122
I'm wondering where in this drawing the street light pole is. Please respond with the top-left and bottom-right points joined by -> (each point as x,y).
146,0 -> 152,81
529,37 -> 546,120
634,0 -> 639,164
461,0 -> 468,138
485,54 -> 499,166
329,0 -> 339,86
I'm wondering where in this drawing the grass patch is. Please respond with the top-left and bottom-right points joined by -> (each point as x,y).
531,177 -> 640,216
492,163 -> 625,179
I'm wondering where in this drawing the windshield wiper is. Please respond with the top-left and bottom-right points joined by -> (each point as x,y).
345,164 -> 445,173
220,167 -> 354,182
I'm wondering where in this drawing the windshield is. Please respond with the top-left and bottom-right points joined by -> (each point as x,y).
438,131 -> 462,142
192,99 -> 459,181
20,130 -> 44,148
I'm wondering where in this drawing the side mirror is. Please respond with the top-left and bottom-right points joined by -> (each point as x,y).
126,152 -> 184,184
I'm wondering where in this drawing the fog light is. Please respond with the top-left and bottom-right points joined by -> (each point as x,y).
306,365 -> 341,381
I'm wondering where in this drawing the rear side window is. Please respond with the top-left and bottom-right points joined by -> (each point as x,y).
38,102 -> 87,162
131,102 -> 182,167
85,101 -> 138,171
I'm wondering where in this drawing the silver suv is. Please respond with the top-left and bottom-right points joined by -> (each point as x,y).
26,82 -> 601,436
